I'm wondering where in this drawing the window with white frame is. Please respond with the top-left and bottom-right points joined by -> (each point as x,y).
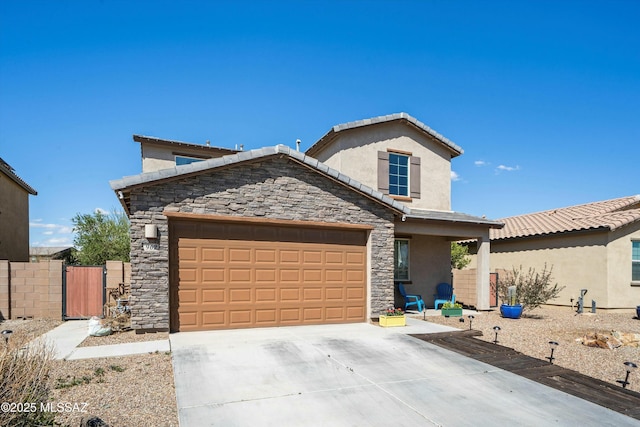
633,241 -> 640,282
388,153 -> 409,197
394,239 -> 409,281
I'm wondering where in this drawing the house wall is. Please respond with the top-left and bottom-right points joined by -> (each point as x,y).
128,157 -> 396,331
606,223 -> 640,308
397,235 -> 451,308
467,232 -> 612,308
141,142 -> 230,173
312,122 -> 453,211
0,173 -> 30,262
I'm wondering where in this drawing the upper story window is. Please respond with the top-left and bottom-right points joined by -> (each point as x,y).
175,156 -> 205,166
633,241 -> 640,282
377,150 -> 420,200
389,153 -> 409,197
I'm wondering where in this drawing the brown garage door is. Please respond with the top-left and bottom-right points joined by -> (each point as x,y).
170,219 -> 368,332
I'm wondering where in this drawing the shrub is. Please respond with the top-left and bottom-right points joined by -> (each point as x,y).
0,335 -> 55,426
496,264 -> 565,312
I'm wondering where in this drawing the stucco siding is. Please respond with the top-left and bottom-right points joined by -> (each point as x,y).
606,224 -> 640,308
313,122 -> 452,211
128,157 -> 396,331
399,235 -> 451,308
0,175 -> 30,262
469,233 -> 610,308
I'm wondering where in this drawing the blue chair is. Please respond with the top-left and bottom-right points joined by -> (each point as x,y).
434,282 -> 455,310
398,283 -> 425,312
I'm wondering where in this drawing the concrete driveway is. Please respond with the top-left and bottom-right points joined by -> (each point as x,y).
170,319 -> 639,426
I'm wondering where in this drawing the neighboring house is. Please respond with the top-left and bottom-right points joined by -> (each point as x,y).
0,157 -> 37,262
111,113 -> 502,332
464,195 -> 640,310
29,246 -> 74,263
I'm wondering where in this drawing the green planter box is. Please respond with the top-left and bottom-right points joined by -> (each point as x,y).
441,308 -> 463,317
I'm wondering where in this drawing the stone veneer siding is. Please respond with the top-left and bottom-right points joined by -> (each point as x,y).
128,157 -> 396,331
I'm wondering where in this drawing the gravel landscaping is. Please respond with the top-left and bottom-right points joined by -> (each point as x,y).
421,306 -> 640,393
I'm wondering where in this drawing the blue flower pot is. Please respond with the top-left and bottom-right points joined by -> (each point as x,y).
500,304 -> 523,319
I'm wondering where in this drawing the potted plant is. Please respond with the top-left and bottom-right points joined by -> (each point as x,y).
379,307 -> 406,327
441,301 -> 463,317
494,265 -> 565,320
500,285 -> 523,319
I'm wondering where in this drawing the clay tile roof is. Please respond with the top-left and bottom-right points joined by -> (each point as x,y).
491,195 -> 640,240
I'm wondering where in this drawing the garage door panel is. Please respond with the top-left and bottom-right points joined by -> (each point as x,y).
229,310 -> 252,325
255,269 -> 276,283
280,288 -> 301,301
280,308 -> 301,322
202,247 -> 225,262
229,288 -> 252,302
229,248 -> 252,263
202,311 -> 226,327
325,307 -> 345,320
326,270 -> 344,282
202,268 -> 225,283
202,289 -> 225,303
172,223 -> 367,331
179,268 -> 198,282
326,288 -> 344,300
303,307 -> 322,321
256,288 -> 276,302
229,269 -> 251,282
178,289 -> 198,304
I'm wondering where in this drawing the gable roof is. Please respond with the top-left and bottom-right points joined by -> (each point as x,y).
0,157 -> 37,195
110,144 -> 500,228
111,144 -> 409,215
491,195 -> 640,241
306,112 -> 464,158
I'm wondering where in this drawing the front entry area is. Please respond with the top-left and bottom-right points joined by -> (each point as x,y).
169,218 -> 368,332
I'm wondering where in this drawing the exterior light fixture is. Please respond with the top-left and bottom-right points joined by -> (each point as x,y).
1,329 -> 13,345
617,361 -> 638,389
492,326 -> 501,344
546,341 -> 559,364
468,315 -> 475,330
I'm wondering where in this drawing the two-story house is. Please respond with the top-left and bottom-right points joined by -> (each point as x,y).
111,113 -> 502,332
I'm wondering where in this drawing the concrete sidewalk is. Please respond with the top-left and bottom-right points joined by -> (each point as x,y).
35,320 -> 170,360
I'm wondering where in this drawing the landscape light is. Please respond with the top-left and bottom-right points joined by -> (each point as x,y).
1,330 -> 13,345
617,361 -> 638,389
492,326 -> 501,344
546,341 -> 559,364
468,315 -> 475,330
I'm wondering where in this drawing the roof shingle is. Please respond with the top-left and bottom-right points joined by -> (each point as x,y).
491,195 -> 640,240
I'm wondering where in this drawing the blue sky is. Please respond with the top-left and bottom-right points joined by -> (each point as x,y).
1,0 -> 638,247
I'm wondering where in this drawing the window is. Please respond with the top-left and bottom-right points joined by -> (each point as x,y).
633,241 -> 640,281
394,239 -> 409,281
176,156 -> 205,166
389,153 -> 409,197
377,151 -> 420,199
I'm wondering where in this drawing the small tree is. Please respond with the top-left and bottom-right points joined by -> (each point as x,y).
72,209 -> 130,265
496,264 -> 565,312
451,242 -> 471,270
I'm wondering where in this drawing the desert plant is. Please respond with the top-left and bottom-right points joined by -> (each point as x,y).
0,336 -> 55,426
496,264 -> 565,312
451,242 -> 471,270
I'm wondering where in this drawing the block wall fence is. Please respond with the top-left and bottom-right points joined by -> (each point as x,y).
0,260 -> 131,320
